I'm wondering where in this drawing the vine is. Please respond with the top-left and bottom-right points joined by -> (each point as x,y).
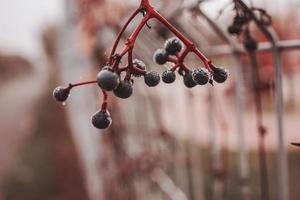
53,0 -> 228,129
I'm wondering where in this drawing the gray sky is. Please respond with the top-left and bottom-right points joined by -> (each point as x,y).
0,0 -> 64,59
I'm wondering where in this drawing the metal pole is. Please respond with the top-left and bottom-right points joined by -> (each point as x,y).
249,51 -> 270,200
236,1 -> 289,200
195,7 -> 251,200
207,39 -> 300,57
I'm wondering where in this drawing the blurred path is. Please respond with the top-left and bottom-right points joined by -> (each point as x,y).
0,60 -> 49,185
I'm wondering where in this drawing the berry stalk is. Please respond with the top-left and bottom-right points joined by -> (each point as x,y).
151,9 -> 217,70
101,90 -> 108,111
68,80 -> 97,89
54,0 -> 228,130
109,8 -> 140,64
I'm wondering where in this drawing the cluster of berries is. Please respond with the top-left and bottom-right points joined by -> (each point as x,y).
227,13 -> 258,51
153,37 -> 227,88
53,85 -> 112,129
227,13 -> 251,36
227,15 -> 249,36
53,0 -> 228,131
53,37 -> 228,130
227,6 -> 272,52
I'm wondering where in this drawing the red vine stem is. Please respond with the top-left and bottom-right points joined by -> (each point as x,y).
177,47 -> 191,63
167,57 -> 177,63
68,80 -> 97,89
125,48 -> 134,79
119,12 -> 152,59
107,0 -> 218,72
133,65 -> 147,75
151,9 -> 216,70
65,80 -> 107,110
181,63 -> 191,72
109,8 -> 140,64
67,0 -> 220,110
101,89 -> 108,110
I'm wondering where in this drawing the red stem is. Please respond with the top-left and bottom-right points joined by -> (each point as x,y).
63,0 -> 222,120
181,63 -> 191,72
167,56 -> 177,63
171,63 -> 180,71
117,12 -> 151,79
125,48 -> 134,79
107,0 -> 218,78
109,8 -> 140,64
178,47 -> 191,63
132,65 -> 147,75
101,90 -> 108,111
117,13 -> 151,59
168,50 -> 192,72
151,9 -> 216,70
128,48 -> 133,67
126,13 -> 152,48
68,80 -> 97,89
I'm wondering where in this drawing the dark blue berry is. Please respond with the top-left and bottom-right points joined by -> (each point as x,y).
192,68 -> 209,85
244,37 -> 258,51
162,70 -> 176,84
53,86 -> 70,102
213,68 -> 228,83
183,71 -> 197,88
92,110 -> 112,129
164,37 -> 183,55
153,49 -> 168,65
97,67 -> 119,91
144,71 -> 160,87
227,24 -> 242,35
113,80 -> 133,99
132,59 -> 146,77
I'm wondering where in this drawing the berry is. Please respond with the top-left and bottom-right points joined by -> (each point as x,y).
97,67 -> 119,91
113,80 -> 133,99
92,110 -> 112,129
227,24 -> 242,35
192,68 -> 209,85
213,68 -> 228,83
144,71 -> 160,87
183,71 -> 197,88
164,37 -> 183,55
162,70 -> 176,84
132,59 -> 146,77
53,86 -> 70,102
233,15 -> 246,26
244,37 -> 258,51
153,49 -> 168,65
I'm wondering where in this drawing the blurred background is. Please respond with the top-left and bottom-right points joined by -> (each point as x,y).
0,0 -> 299,199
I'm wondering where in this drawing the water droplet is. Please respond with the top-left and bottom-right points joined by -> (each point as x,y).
62,102 -> 66,106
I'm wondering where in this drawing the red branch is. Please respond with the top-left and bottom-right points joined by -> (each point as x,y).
101,90 -> 108,110
67,0 -> 220,110
68,80 -> 97,89
65,80 -> 108,111
107,0 -> 218,76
